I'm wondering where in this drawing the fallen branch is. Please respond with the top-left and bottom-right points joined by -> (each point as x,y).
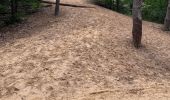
41,1 -> 95,8
42,4 -> 53,8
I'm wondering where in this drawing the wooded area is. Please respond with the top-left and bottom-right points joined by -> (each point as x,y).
92,0 -> 170,47
1,0 -> 170,48
0,0 -> 170,100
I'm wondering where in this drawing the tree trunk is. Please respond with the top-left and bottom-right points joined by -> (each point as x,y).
55,0 -> 60,16
132,0 -> 143,48
116,0 -> 119,11
164,0 -> 170,31
112,0 -> 114,9
11,0 -> 18,17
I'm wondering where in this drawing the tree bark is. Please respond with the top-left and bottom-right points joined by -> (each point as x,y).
164,0 -> 170,31
132,0 -> 143,48
116,0 -> 120,11
55,0 -> 60,16
11,0 -> 18,17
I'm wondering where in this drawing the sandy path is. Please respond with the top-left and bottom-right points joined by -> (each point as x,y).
0,0 -> 170,100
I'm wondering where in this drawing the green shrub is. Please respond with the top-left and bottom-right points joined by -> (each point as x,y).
142,0 -> 167,23
0,0 -> 41,27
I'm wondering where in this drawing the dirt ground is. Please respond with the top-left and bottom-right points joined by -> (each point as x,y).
0,0 -> 170,100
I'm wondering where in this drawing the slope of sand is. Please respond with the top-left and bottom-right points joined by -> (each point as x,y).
0,0 -> 170,100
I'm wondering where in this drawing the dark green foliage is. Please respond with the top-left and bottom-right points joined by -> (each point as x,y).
0,0 -> 41,27
0,0 -> 10,14
92,0 -> 168,23
142,0 -> 167,23
93,0 -> 113,9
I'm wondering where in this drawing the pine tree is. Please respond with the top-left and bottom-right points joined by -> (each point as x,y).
164,0 -> 170,31
132,0 -> 143,48
55,0 -> 60,16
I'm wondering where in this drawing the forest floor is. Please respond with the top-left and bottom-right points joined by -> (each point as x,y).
0,0 -> 170,100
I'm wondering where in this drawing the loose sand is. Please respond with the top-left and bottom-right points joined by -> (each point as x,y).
0,0 -> 170,100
